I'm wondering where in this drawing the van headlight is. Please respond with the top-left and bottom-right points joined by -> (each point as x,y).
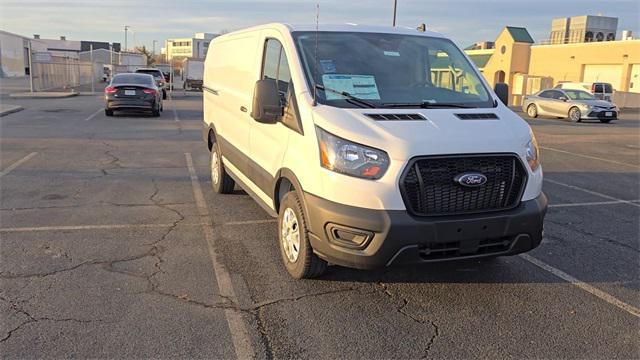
525,132 -> 540,171
316,127 -> 389,180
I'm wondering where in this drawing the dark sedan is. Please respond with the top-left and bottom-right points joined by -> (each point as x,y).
104,73 -> 163,117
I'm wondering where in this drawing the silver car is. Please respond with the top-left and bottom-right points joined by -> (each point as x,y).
522,88 -> 619,123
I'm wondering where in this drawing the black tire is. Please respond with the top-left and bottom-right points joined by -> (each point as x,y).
278,191 -> 327,279
526,104 -> 538,118
568,107 -> 581,122
105,109 -> 113,117
162,89 -> 167,100
210,140 -> 235,194
152,104 -> 161,117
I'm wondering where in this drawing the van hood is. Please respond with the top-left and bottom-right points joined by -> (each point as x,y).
312,106 -> 532,161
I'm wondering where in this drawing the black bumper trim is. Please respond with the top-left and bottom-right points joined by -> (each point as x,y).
304,192 -> 547,269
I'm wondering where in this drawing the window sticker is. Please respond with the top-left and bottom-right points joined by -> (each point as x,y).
319,59 -> 337,73
322,74 -> 381,100
383,51 -> 400,57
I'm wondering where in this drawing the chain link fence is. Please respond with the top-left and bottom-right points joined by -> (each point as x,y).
31,56 -> 100,91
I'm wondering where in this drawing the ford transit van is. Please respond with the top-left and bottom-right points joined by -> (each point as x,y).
202,24 -> 547,279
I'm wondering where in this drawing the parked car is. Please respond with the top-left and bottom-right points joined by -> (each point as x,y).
104,73 -> 163,117
523,88 -> 618,123
555,82 -> 613,102
202,23 -> 547,279
135,68 -> 167,99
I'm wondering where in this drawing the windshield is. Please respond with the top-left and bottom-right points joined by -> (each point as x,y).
292,31 -> 492,108
565,90 -> 595,100
136,69 -> 163,79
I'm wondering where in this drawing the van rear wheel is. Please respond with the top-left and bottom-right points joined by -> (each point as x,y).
211,140 -> 235,194
278,191 -> 327,279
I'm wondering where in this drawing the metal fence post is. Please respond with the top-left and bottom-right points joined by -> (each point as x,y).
28,41 -> 34,92
90,44 -> 95,93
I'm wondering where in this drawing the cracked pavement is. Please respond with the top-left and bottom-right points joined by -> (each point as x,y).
1,91 -> 638,358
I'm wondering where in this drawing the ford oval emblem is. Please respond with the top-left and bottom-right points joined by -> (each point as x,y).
455,172 -> 487,187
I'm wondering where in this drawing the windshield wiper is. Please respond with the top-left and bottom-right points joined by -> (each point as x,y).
314,84 -> 376,108
381,102 -> 476,109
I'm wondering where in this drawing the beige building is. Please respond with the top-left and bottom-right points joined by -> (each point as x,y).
163,32 -> 217,61
462,24 -> 640,106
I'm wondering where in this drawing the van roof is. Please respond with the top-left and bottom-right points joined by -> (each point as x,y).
218,22 -> 446,39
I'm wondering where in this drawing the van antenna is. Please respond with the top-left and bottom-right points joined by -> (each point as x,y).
313,3 -> 319,106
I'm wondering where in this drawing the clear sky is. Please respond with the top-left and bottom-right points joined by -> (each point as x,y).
1,0 -> 638,50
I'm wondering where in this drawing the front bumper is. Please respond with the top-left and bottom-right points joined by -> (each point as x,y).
304,192 -> 547,269
585,110 -> 618,120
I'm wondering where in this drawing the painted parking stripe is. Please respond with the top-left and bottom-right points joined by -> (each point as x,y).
0,223 -> 201,233
222,219 -> 277,226
184,152 -> 253,359
541,146 -> 639,169
0,152 -> 38,178
549,199 -> 640,208
520,254 -> 640,318
545,178 -> 640,209
84,108 -> 102,121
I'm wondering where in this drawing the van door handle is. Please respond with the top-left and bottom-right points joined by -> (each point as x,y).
240,106 -> 247,113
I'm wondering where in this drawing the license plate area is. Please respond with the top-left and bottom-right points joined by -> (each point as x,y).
605,111 -> 612,117
124,90 -> 136,96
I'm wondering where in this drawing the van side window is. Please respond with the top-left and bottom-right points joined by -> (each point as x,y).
263,40 -> 281,81
262,38 -> 293,101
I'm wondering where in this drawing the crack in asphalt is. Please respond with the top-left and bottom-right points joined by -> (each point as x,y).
0,295 -> 108,343
377,283 -> 439,358
545,218 -> 639,252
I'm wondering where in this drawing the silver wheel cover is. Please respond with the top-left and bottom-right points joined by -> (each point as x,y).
211,150 -> 220,185
281,208 -> 301,263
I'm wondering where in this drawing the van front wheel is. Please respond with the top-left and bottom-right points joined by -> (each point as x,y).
211,140 -> 235,194
278,191 -> 327,279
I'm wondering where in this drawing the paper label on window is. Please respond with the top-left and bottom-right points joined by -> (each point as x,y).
384,51 -> 400,57
321,74 -> 381,100
319,59 -> 336,73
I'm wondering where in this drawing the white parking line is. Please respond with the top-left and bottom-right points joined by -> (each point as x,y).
0,223 -> 201,233
0,152 -> 38,177
222,219 -> 277,226
549,199 -> 640,208
84,108 -> 102,121
184,152 -> 253,359
540,146 -> 639,169
520,254 -> 640,318
545,178 -> 640,209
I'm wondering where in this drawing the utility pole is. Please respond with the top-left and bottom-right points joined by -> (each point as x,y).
28,41 -> 34,93
124,25 -> 129,51
392,0 -> 398,27
152,40 -> 157,57
90,44 -> 95,93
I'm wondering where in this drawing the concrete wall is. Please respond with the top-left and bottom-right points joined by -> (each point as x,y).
0,31 -> 26,77
528,40 -> 640,92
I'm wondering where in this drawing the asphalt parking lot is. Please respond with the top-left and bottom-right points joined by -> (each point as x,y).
1,90 -> 638,358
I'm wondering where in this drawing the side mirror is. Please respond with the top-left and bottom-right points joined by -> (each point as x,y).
251,78 -> 282,123
494,83 -> 509,106
558,96 -> 568,101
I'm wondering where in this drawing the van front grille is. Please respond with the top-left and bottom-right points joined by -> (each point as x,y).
400,154 -> 527,216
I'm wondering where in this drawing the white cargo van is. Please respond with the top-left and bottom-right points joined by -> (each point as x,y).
202,23 -> 547,279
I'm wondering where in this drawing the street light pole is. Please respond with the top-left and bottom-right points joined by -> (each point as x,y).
392,0 -> 398,27
124,25 -> 129,51
152,40 -> 157,58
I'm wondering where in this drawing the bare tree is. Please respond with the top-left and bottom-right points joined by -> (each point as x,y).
133,45 -> 155,66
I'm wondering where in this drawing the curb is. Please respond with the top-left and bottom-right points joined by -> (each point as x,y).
9,92 -> 79,99
0,105 -> 24,117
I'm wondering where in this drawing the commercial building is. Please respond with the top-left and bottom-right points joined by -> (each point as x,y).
460,16 -> 639,107
549,15 -> 618,44
163,32 -> 217,61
